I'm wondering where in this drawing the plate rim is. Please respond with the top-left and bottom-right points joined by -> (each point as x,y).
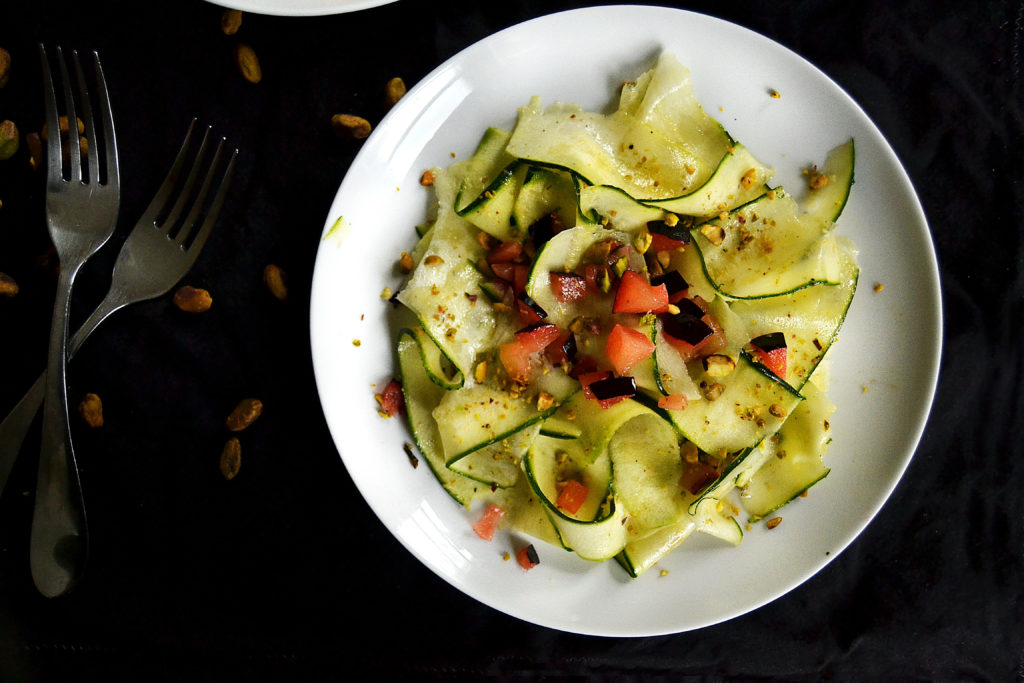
205,0 -> 397,17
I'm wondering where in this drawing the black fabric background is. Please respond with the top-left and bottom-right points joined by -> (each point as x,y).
0,1 -> 1021,680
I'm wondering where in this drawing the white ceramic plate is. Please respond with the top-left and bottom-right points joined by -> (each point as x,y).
310,6 -> 941,637
206,0 -> 396,17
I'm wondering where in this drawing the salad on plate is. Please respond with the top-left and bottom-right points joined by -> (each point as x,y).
381,52 -> 858,577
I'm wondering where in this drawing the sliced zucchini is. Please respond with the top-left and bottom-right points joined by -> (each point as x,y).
616,52 -> 733,189
740,381 -> 836,519
643,144 -> 774,218
396,329 -> 486,506
608,413 -> 686,534
524,222 -> 628,326
397,171 -> 496,383
524,435 -> 628,561
657,351 -> 802,455
691,188 -> 844,299
408,326 -> 462,390
485,474 -> 563,549
512,165 -> 581,235
507,83 -> 726,200
616,518 -> 697,578
432,383 -> 556,481
458,162 -> 529,241
691,497 -> 743,545
448,422 -> 541,488
453,127 -> 514,213
727,242 -> 858,391
799,138 -> 855,225
578,184 -> 667,234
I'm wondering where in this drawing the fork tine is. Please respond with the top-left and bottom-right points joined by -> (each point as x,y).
184,147 -> 237,256
89,51 -> 118,187
38,45 -> 63,183
56,47 -> 82,182
70,50 -> 99,184
174,137 -> 227,247
158,126 -> 214,235
137,119 -> 198,225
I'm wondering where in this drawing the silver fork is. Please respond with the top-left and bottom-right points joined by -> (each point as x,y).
32,45 -> 121,599
11,118 -> 237,597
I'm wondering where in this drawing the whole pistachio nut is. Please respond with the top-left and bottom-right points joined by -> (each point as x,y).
234,43 -> 261,83
220,437 -> 242,480
173,285 -> 213,313
331,114 -> 371,140
384,77 -> 406,109
226,398 -> 263,432
221,9 -> 243,35
0,120 -> 18,160
263,263 -> 288,301
77,393 -> 104,428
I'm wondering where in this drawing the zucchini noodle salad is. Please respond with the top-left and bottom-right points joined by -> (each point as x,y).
378,52 -> 858,577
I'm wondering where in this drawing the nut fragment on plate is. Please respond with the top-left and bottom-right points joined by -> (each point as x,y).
384,77 -> 406,108
221,9 -> 243,35
226,398 -> 263,432
0,120 -> 18,160
263,264 -> 288,301
0,272 -> 17,297
77,393 -> 104,428
234,43 -> 261,83
173,285 -> 213,313
220,437 -> 242,480
331,114 -> 371,140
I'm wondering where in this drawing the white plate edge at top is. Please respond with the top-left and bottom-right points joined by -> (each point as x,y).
205,0 -> 397,17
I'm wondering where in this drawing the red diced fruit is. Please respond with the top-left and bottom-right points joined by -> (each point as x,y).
490,262 -> 515,282
567,354 -> 598,379
499,341 -> 532,382
487,240 -> 523,264
555,479 -> 589,515
514,323 -> 561,353
605,324 -> 656,376
472,504 -> 505,541
378,379 -> 405,417
516,544 -> 540,570
751,346 -> 787,379
612,270 -> 670,314
512,264 -> 529,295
657,393 -> 688,411
500,324 -> 561,382
516,300 -> 543,326
649,232 -> 689,254
550,272 -> 587,303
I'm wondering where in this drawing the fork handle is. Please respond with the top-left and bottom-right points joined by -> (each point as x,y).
0,287 -> 127,500
31,264 -> 89,598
